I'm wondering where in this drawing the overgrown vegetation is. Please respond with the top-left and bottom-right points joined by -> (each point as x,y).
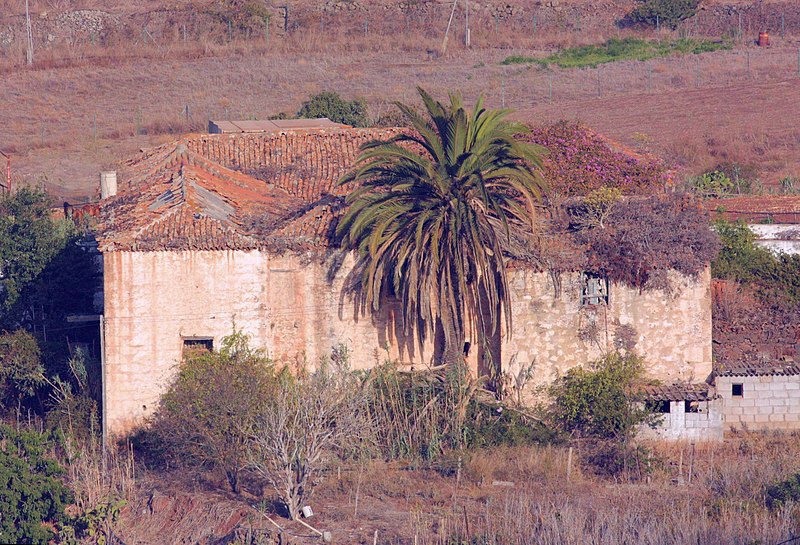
712,219 -> 800,305
548,352 -> 657,477
150,332 -> 276,494
0,425 -> 72,545
622,0 -> 702,30
247,351 -> 373,520
525,122 -> 668,196
502,37 -> 728,68
270,91 -> 370,127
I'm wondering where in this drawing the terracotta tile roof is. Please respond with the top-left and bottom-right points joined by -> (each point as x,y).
640,382 -> 714,402
98,143 -> 304,251
99,128 -> 402,252
706,196 -> 800,224
184,128 -> 402,201
716,362 -> 800,377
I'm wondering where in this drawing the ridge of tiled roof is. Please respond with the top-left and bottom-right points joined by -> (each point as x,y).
716,362 -> 800,378
640,382 -> 714,402
98,142 -> 304,252
184,128 -> 404,201
100,128 -> 406,252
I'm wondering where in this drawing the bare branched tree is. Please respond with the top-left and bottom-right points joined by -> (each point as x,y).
247,357 -> 374,520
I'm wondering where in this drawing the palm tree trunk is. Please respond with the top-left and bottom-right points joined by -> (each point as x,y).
441,278 -> 466,366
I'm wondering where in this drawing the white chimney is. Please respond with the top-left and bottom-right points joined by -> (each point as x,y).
100,171 -> 117,199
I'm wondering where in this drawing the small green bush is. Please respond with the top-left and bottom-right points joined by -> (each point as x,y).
766,474 -> 800,509
465,403 -> 556,449
690,170 -> 734,197
0,329 -> 45,409
623,0 -> 701,30
296,91 -> 369,127
150,332 -> 277,493
0,425 -> 72,545
548,352 -> 652,441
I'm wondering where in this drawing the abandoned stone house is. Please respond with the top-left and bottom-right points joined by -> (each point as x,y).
96,127 -> 714,436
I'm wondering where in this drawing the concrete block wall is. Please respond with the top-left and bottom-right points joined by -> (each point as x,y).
716,375 -> 800,431
638,399 -> 724,441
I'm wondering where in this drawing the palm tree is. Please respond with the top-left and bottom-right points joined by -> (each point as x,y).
337,88 -> 546,369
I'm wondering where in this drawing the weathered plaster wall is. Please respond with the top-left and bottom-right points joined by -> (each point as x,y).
103,250 -> 272,434
716,375 -> 800,431
104,249 -> 712,435
637,400 -> 724,442
502,267 -> 714,394
103,249 -> 436,435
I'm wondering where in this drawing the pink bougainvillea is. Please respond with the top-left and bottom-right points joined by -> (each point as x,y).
525,122 -> 670,196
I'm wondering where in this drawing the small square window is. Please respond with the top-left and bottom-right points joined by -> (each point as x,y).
685,400 -> 700,413
581,272 -> 609,306
732,383 -> 744,397
647,400 -> 670,414
183,337 -> 213,353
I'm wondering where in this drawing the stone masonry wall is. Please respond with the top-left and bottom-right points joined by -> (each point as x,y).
104,250 -> 712,435
502,267 -> 714,394
716,375 -> 800,431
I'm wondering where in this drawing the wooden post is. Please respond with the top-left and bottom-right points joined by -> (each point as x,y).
688,442 -> 696,484
566,446 -> 573,481
746,50 -> 751,79
25,0 -> 33,65
548,75 -> 552,103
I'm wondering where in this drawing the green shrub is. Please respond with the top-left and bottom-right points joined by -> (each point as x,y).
690,170 -> 734,197
623,0 -> 701,30
150,332 -> 277,493
465,402 -> 556,449
712,220 -> 800,305
766,473 -> 800,509
296,91 -> 369,127
0,329 -> 45,410
0,425 -> 72,545
548,352 -> 652,441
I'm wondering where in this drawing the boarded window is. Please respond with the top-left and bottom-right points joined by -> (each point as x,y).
581,272 -> 609,305
732,383 -> 744,397
183,337 -> 213,353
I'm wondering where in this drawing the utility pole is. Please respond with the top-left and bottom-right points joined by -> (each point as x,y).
441,0 -> 458,56
25,0 -> 33,65
0,151 -> 9,194
465,0 -> 470,47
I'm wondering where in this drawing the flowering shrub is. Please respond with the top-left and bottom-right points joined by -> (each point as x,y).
525,122 -> 669,197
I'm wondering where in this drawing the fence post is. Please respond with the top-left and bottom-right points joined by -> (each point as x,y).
746,50 -> 750,79
548,75 -> 552,103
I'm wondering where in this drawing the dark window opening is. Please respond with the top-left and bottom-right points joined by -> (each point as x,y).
732,383 -> 744,397
685,400 -> 700,413
183,337 -> 213,353
581,272 -> 609,306
647,400 -> 670,414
